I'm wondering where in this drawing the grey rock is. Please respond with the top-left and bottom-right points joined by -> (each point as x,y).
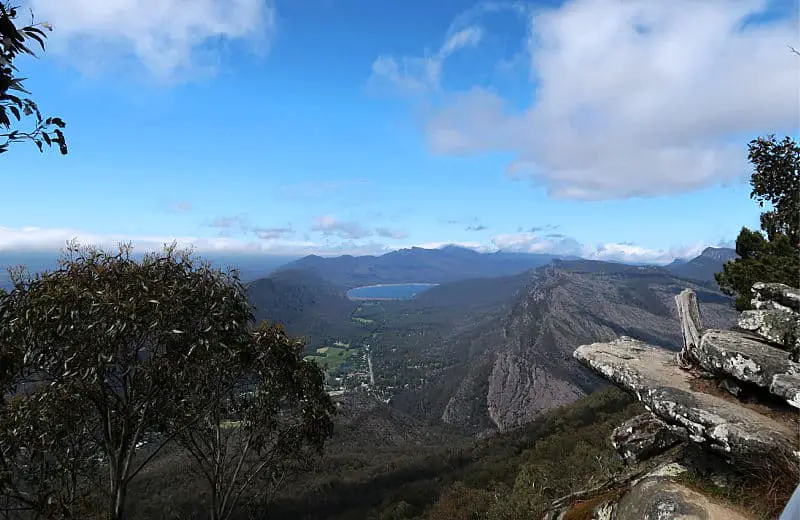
612,414 -> 685,464
614,478 -> 750,520
697,329 -> 800,408
574,338 -> 797,464
718,378 -> 741,397
751,282 -> 800,313
737,309 -> 800,358
771,373 -> 800,409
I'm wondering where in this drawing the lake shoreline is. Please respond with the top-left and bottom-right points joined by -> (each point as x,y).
346,283 -> 439,301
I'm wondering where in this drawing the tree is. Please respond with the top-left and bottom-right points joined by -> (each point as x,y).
747,135 -> 800,246
0,389 -> 98,519
716,135 -> 800,309
0,242 -> 255,520
170,321 -> 335,520
0,2 -> 67,155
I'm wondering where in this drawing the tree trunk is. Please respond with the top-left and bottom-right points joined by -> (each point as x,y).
675,288 -> 703,368
109,457 -> 128,520
108,482 -> 127,520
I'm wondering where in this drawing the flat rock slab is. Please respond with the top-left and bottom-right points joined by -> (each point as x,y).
574,338 -> 798,463
698,329 -> 800,408
614,478 -> 750,520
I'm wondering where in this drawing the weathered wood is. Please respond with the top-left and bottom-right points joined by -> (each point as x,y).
675,289 -> 703,369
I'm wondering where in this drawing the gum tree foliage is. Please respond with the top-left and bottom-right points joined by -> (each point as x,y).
716,135 -> 800,309
0,389 -> 98,519
0,2 -> 67,155
0,243 -> 255,520
171,321 -> 335,520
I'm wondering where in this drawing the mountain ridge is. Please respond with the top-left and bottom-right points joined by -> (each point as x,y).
665,246 -> 737,284
388,259 -> 738,434
277,246 -> 573,288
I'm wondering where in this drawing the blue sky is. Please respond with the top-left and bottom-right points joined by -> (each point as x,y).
0,0 -> 797,264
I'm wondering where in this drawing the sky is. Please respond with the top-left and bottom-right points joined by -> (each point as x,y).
0,0 -> 798,265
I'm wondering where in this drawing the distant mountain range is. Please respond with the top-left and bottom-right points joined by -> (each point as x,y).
1,244 -> 737,297
240,245 -> 739,344
276,246 -> 577,288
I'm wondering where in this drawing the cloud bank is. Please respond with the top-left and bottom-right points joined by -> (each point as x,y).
0,225 -> 728,264
29,0 -> 276,80
378,0 -> 799,199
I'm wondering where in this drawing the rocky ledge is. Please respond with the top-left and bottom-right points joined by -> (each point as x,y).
545,282 -> 800,519
574,337 -> 796,463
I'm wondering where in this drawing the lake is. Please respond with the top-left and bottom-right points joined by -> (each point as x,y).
347,283 -> 438,300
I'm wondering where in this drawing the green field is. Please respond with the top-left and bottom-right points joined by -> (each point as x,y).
304,347 -> 358,371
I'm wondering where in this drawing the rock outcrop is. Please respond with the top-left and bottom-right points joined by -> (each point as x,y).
574,337 -> 796,462
614,475 -> 750,520
750,282 -> 800,312
545,282 -> 800,519
611,414 -> 684,464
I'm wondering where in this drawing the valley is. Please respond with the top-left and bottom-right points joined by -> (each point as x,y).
1,244 -> 748,519
249,247 -> 739,436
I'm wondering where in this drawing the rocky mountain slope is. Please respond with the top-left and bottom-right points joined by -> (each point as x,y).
401,260 -> 738,434
666,246 -> 737,284
247,269 -> 357,345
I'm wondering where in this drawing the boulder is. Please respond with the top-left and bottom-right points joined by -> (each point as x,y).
574,338 -> 797,465
751,282 -> 800,313
697,329 -> 800,408
614,478 -> 750,520
737,309 -> 800,359
612,414 -> 685,464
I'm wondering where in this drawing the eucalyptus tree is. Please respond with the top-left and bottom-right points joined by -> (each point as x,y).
0,2 -> 67,155
0,242 -> 254,520
171,321 -> 335,520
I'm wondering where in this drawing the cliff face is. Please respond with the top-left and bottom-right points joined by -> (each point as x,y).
439,261 -> 738,432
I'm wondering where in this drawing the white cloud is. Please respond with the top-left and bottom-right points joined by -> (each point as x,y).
376,227 -> 409,240
490,230 -> 726,264
391,240 -> 496,253
311,215 -> 373,240
491,232 -> 582,255
0,226 -> 727,264
421,0 -> 799,199
0,225 -> 375,257
29,0 -> 275,80
369,26 -> 484,93
207,214 -> 248,229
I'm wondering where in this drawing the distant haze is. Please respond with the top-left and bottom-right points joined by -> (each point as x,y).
0,251 -> 299,290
